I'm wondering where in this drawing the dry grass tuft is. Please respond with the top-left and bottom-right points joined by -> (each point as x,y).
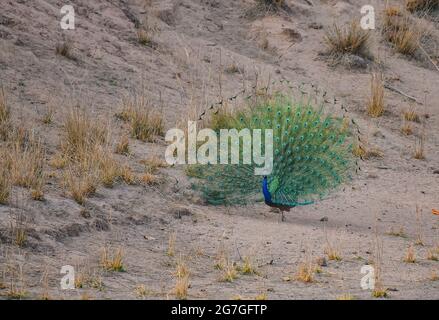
0,156 -> 11,204
295,261 -> 316,283
386,226 -> 407,238
8,137 -> 46,198
62,109 -> 108,159
115,136 -> 130,155
372,288 -> 388,298
55,41 -> 74,59
117,95 -> 164,142
97,151 -> 120,188
404,245 -> 416,263
238,256 -> 259,275
413,135 -> 426,159
63,166 -> 99,205
246,0 -> 291,18
336,293 -> 356,300
42,105 -> 54,125
140,172 -> 161,185
134,284 -> 151,298
167,232 -> 176,257
352,140 -> 384,159
100,246 -> 125,272
137,29 -> 153,46
0,87 -> 11,141
120,165 -> 136,185
382,8 -> 424,56
174,259 -> 190,300
403,106 -> 421,122
222,260 -> 238,282
141,155 -> 168,173
366,73 -> 385,117
324,20 -> 371,59
401,120 -> 414,135
427,249 -> 438,261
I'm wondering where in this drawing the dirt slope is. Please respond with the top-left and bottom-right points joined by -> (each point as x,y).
0,0 -> 438,299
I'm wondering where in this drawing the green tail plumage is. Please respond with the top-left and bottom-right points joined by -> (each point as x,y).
187,94 -> 355,207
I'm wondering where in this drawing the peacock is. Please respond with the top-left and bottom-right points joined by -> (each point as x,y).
187,92 -> 355,220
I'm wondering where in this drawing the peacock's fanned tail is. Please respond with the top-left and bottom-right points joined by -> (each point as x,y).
188,95 -> 355,206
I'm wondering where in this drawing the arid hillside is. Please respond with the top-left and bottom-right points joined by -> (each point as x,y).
0,0 -> 438,299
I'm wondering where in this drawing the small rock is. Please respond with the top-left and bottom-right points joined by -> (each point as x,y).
433,169 -> 439,174
320,216 -> 328,222
316,257 -> 327,267
171,206 -> 192,219
80,209 -> 91,219
308,22 -> 323,29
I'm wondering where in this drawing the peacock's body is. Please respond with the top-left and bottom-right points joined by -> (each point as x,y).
188,94 -> 355,211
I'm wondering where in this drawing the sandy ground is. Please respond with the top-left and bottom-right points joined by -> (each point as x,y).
0,0 -> 438,299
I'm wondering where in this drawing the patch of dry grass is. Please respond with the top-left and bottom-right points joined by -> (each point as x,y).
222,260 -> 238,282
62,109 -> 108,160
401,120 -> 414,135
42,105 -> 54,125
336,293 -> 356,300
137,29 -> 153,46
246,0 -> 292,18
97,151 -> 120,188
8,137 -> 46,199
386,226 -> 407,238
167,232 -> 176,257
115,136 -> 130,155
140,172 -> 161,185
0,87 -> 11,141
295,261 -> 316,283
427,249 -> 438,261
0,155 -> 11,204
413,135 -> 426,159
117,95 -> 164,142
404,245 -> 417,263
352,139 -> 384,159
382,8 -> 424,56
366,73 -> 385,117
120,165 -> 136,185
403,105 -> 421,122
100,246 -> 125,272
324,20 -> 371,59
141,155 -> 168,173
55,41 -> 74,59
173,256 -> 190,300
237,256 -> 259,275
63,166 -> 99,205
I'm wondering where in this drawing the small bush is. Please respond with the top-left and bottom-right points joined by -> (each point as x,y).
324,20 -> 371,59
366,73 -> 385,117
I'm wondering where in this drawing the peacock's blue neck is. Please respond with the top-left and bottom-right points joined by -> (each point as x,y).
262,177 -> 272,203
